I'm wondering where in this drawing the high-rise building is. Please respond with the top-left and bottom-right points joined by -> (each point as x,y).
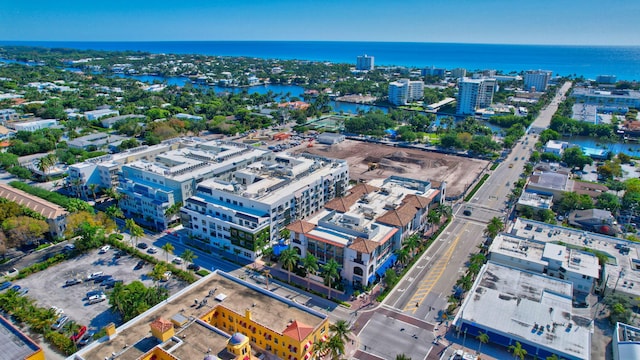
388,79 -> 424,106
596,75 -> 617,84
356,54 -> 375,71
524,70 -> 552,92
456,77 -> 496,115
450,68 -> 467,79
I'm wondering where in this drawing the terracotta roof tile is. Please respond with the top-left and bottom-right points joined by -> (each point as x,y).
286,220 -> 316,234
348,237 -> 378,254
0,184 -> 68,220
282,320 -> 314,341
150,317 -> 173,332
377,202 -> 419,227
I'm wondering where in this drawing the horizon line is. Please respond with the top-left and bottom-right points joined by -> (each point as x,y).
1,40 -> 640,48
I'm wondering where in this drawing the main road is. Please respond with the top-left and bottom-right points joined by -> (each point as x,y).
380,81 -> 573,332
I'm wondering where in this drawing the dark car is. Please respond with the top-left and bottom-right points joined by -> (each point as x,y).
78,331 -> 95,346
463,209 -> 472,216
187,263 -> 201,271
0,281 -> 12,291
102,279 -> 123,289
64,278 -> 82,287
10,285 -> 21,292
137,243 -> 148,249
94,275 -> 113,283
114,250 -> 127,258
134,260 -> 145,270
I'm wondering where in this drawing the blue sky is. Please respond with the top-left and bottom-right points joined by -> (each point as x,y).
2,0 -> 639,45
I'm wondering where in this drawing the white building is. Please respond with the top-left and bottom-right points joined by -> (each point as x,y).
456,77 -> 496,115
571,87 -> 640,108
356,54 -> 375,71
180,152 -> 349,260
286,176 -> 444,288
524,70 -> 552,92
543,140 -> 570,156
84,109 -> 120,121
489,233 -> 600,294
613,322 -> 640,360
453,262 -> 592,360
11,119 -> 58,132
0,109 -> 18,123
388,79 -> 424,106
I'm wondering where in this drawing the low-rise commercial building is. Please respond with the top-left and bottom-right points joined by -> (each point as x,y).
67,132 -> 128,151
84,108 -> 120,120
0,183 -> 68,239
453,262 -> 592,360
613,322 -> 640,360
571,87 -> 640,108
543,140 -> 570,156
70,271 -> 330,360
10,119 -> 58,132
0,315 -> 44,360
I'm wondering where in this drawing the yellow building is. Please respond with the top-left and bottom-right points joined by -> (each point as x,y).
0,315 -> 45,360
70,271 -> 329,360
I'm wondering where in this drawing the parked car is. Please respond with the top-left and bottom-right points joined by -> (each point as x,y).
88,294 -> 107,304
50,306 -> 64,318
86,271 -> 104,281
187,263 -> 200,271
78,331 -> 96,346
102,279 -> 123,289
463,209 -> 472,216
94,275 -> 113,283
70,326 -> 87,343
52,315 -> 69,330
17,287 -> 29,296
98,245 -> 110,254
114,250 -> 127,258
64,278 -> 82,287
147,247 -> 158,254
134,260 -> 145,270
86,290 -> 104,299
161,271 -> 172,282
10,285 -> 21,292
172,257 -> 183,265
137,243 -> 148,249
0,281 -> 12,291
63,244 -> 76,252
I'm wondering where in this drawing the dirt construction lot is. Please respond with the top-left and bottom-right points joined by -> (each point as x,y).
12,247 -> 185,333
299,140 -> 490,197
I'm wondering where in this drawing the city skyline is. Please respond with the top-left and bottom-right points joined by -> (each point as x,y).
2,0 -> 640,46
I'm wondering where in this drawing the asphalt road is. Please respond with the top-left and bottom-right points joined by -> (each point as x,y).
369,83 -> 573,358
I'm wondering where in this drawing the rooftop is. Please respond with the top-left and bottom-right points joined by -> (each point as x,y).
510,218 -> 640,298
528,171 -> 570,191
0,183 -> 68,220
615,322 -> 640,360
76,271 -> 326,360
455,262 -> 592,360
0,315 -> 42,360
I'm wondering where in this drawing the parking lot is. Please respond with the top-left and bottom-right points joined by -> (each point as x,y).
12,246 -> 186,332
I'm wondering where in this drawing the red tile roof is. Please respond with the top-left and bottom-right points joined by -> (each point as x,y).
348,237 -> 378,254
282,320 -> 314,341
286,220 -> 316,234
150,317 -> 173,332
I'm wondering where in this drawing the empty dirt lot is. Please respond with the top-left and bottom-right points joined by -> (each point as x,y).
298,140 -> 490,198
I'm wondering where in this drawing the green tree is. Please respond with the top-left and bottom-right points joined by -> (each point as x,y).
322,259 -> 340,300
109,281 -> 169,322
427,210 -> 441,228
327,333 -> 346,360
125,219 -> 143,247
562,147 -> 593,170
329,320 -> 351,346
508,341 -> 528,360
181,249 -> 197,270
395,355 -> 412,360
2,216 -> 49,246
384,268 -> 399,287
484,217 -> 504,239
476,331 -> 489,354
302,253 -> 319,291
279,248 -> 300,283
162,242 -> 175,262
403,234 -> 420,256
105,205 -> 124,219
395,247 -> 410,265
149,263 -> 169,283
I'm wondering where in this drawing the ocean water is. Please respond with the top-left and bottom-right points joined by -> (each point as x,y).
2,41 -> 640,81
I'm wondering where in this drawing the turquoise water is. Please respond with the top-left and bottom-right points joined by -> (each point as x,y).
563,136 -> 640,156
2,41 -> 640,80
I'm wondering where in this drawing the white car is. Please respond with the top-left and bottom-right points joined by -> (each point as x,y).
86,271 -> 104,281
172,257 -> 183,265
88,294 -> 107,304
147,247 -> 158,254
99,245 -> 110,254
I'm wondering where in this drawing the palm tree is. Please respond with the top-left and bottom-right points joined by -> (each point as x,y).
302,253 -> 319,291
88,183 -> 98,201
403,234 -> 420,256
311,340 -> 327,360
508,341 -> 528,360
327,334 -> 345,360
476,331 -> 489,354
181,249 -> 197,270
427,210 -> 440,229
125,219 -> 144,247
484,216 -> 505,239
322,259 -> 340,300
329,320 -> 351,344
457,274 -> 474,292
263,269 -> 272,291
36,155 -> 54,180
436,204 -> 453,219
71,178 -> 83,198
106,205 -> 124,219
162,242 -> 174,262
395,247 -> 410,265
279,248 -> 300,283
395,355 -> 412,360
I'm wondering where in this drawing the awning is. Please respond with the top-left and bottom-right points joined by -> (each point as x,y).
375,254 -> 397,277
367,273 -> 376,284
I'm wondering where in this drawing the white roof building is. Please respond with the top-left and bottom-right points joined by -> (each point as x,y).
453,262 -> 592,360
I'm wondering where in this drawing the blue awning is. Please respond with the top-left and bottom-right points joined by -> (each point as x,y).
368,274 -> 376,284
273,243 -> 288,256
375,254 -> 397,277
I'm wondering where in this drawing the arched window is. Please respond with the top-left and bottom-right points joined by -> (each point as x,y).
353,266 -> 363,276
